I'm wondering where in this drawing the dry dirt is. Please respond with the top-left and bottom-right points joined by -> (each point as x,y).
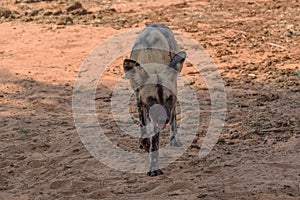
0,0 -> 300,199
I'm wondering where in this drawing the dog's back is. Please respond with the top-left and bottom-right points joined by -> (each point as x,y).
130,24 -> 180,70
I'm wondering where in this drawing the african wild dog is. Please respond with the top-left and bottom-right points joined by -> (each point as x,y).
123,24 -> 186,176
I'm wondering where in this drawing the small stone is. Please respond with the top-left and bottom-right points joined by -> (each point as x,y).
66,1 -> 82,12
53,10 -> 63,16
239,102 -> 249,107
198,194 -> 208,198
217,138 -> 225,144
66,19 -> 73,25
287,81 -> 294,86
248,74 -> 256,78
249,65 -> 258,71
29,9 -> 41,17
57,16 -> 73,25
0,7 -> 11,18
266,60 -> 272,67
191,144 -> 200,149
44,11 -> 53,16
230,132 -> 239,139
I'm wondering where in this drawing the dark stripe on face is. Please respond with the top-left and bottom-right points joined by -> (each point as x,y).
156,74 -> 164,104
157,84 -> 164,104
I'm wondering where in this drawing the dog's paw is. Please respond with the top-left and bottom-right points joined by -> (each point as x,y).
170,136 -> 182,147
147,169 -> 164,177
139,143 -> 144,149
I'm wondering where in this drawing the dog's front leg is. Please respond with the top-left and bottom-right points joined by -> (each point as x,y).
137,92 -> 151,152
147,126 -> 164,176
138,120 -> 151,152
139,125 -> 150,151
170,107 -> 182,147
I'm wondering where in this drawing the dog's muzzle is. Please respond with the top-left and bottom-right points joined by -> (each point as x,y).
149,104 -> 169,129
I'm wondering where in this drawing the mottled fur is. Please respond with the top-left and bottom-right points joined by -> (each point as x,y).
123,24 -> 186,176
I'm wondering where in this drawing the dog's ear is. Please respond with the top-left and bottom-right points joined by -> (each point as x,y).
123,59 -> 149,89
170,51 -> 186,72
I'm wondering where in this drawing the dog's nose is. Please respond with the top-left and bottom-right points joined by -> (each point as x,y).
149,104 -> 167,128
158,117 -> 167,125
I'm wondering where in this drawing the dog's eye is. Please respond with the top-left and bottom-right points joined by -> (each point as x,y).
167,95 -> 173,102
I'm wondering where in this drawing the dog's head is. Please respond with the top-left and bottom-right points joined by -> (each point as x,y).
123,51 -> 186,129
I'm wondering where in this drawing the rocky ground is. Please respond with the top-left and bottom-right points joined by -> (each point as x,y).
0,0 -> 299,199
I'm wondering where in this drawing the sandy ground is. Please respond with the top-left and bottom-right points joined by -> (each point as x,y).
0,0 -> 300,199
